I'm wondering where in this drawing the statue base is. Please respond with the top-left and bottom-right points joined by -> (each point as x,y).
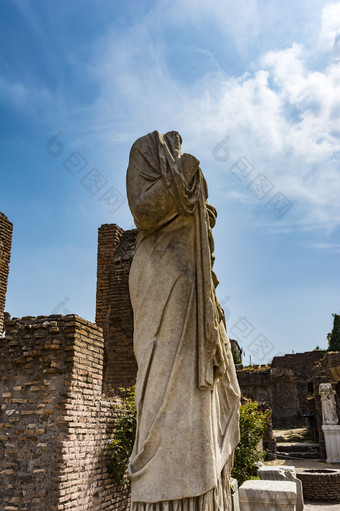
322,424 -> 340,463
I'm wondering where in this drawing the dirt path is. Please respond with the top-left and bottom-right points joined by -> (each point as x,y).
304,501 -> 340,510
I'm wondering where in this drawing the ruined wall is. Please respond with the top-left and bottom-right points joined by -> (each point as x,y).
96,224 -> 124,341
0,212 -> 13,336
297,469 -> 340,501
0,314 -> 130,511
96,224 -> 138,393
271,351 -> 325,375
237,367 -> 301,427
237,351 -> 325,428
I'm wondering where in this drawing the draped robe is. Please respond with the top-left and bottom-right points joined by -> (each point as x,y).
126,131 -> 240,509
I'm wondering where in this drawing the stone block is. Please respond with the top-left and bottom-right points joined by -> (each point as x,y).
322,424 -> 340,462
239,479 -> 296,511
258,465 -> 303,511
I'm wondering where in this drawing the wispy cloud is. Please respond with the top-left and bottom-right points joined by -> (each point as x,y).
310,241 -> 340,253
2,1 -> 339,238
84,1 -> 340,237
0,76 -> 54,110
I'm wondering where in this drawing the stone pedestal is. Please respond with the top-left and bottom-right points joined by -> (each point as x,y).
239,480 -> 296,511
258,466 -> 303,511
322,424 -> 340,463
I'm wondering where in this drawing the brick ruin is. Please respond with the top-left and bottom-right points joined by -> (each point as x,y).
237,350 -> 340,458
0,315 -> 130,510
237,351 -> 326,429
95,224 -> 137,393
0,217 -> 137,511
0,212 -> 13,336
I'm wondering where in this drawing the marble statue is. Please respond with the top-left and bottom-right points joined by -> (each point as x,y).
126,131 -> 241,510
319,383 -> 338,425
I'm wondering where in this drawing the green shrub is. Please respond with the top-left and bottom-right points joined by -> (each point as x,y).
232,399 -> 271,485
107,386 -> 136,485
328,313 -> 340,351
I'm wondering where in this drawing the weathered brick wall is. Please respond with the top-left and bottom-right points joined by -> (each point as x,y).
96,225 -> 138,393
297,469 -> 340,501
96,224 -> 124,343
1,315 -> 65,510
271,351 -> 325,375
0,314 -> 130,511
237,351 -> 325,428
237,367 -> 301,428
0,212 -> 13,337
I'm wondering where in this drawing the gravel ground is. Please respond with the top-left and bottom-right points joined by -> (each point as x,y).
304,501 -> 340,510
265,457 -> 339,470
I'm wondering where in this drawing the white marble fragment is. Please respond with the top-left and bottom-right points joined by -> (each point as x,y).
239,479 -> 296,511
258,465 -> 303,511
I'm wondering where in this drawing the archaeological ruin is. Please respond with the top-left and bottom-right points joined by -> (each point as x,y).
0,217 -> 133,510
0,212 -> 12,337
1,215 -> 340,509
95,224 -> 137,394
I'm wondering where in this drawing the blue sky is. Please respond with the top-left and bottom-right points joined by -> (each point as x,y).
1,0 -> 339,364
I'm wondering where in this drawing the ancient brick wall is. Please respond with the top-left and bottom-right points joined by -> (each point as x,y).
237,366 -> 302,428
237,351 -> 325,428
96,225 -> 138,393
0,212 -> 13,337
271,351 -> 325,376
0,314 -> 130,511
271,351 -> 326,423
96,224 -> 124,342
297,469 -> 340,501
236,367 -> 302,428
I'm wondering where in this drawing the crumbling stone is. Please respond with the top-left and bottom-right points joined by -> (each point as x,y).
0,314 -> 130,510
0,212 -> 13,337
95,224 -> 138,393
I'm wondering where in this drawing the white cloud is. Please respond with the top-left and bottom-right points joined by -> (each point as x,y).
159,0 -> 261,56
3,0 -> 339,235
86,2 -> 340,235
320,2 -> 340,52
311,242 -> 340,253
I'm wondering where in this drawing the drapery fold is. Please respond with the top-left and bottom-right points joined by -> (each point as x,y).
128,130 -> 230,391
126,131 -> 240,507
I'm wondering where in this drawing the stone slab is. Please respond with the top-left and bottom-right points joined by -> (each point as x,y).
239,479 -> 296,511
258,465 -> 303,511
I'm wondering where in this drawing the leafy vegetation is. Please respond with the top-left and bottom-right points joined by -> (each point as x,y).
107,386 -> 136,485
231,399 -> 271,485
328,313 -> 340,351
